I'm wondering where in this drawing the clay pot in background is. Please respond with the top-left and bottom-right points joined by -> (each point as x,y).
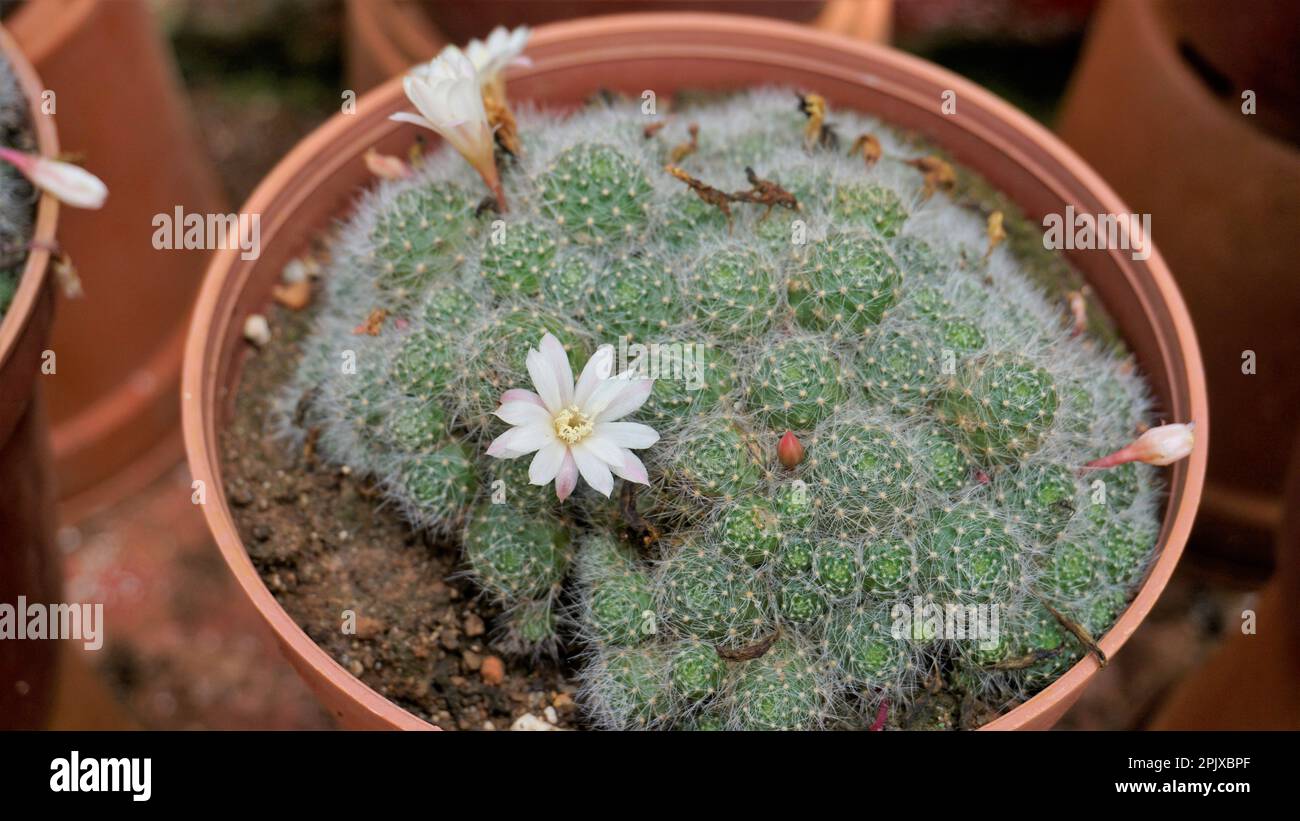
0,22 -> 61,729
1150,426 -> 1300,730
1056,0 -> 1300,579
8,0 -> 228,521
185,13 -> 1207,730
344,0 -> 892,91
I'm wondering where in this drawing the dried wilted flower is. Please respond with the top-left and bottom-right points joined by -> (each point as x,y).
797,92 -> 837,150
985,210 -> 1006,258
1067,286 -> 1089,337
731,166 -> 799,220
905,155 -> 956,200
849,132 -> 882,168
665,164 -> 735,230
669,123 -> 700,163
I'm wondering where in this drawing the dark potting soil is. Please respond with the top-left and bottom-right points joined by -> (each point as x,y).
220,302 -> 579,731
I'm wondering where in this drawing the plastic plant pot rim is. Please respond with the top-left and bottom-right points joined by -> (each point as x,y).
182,12 -> 1208,731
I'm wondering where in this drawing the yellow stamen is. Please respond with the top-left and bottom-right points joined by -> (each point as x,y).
553,405 -> 594,444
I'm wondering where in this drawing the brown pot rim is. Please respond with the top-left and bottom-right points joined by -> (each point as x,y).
5,0 -> 99,66
184,12 -> 1208,731
0,22 -> 60,395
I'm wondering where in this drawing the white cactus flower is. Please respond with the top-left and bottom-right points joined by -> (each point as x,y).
486,333 -> 659,502
0,147 -> 107,209
389,47 -> 502,201
457,25 -> 530,98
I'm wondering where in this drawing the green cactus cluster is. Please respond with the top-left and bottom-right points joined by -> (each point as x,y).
289,89 -> 1162,729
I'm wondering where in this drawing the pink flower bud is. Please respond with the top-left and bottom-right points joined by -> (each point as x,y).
1083,422 -> 1195,470
777,430 -> 804,470
363,149 -> 411,181
0,147 -> 107,209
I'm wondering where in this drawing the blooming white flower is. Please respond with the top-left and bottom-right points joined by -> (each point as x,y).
0,147 -> 107,209
389,47 -> 502,203
456,25 -> 530,99
1084,422 -> 1195,469
486,333 -> 659,502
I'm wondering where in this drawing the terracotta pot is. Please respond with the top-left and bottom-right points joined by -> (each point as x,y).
0,22 -> 61,729
1149,426 -> 1300,730
1056,0 -> 1300,578
7,0 -> 228,521
185,12 -> 1207,730
345,0 -> 892,91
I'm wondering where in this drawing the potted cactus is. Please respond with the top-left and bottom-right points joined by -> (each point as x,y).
6,0 -> 229,519
0,21 -> 105,728
184,13 -> 1206,730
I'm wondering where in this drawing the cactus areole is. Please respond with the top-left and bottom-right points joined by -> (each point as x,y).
265,29 -> 1193,731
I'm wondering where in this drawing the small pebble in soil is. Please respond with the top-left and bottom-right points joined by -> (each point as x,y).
511,713 -> 561,731
480,655 -> 505,686
281,258 -> 307,283
463,613 -> 485,638
242,313 -> 271,347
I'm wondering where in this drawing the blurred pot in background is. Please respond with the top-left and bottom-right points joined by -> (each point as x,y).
1151,427 -> 1300,730
344,0 -> 893,91
893,0 -> 1096,46
1056,0 -> 1300,579
8,0 -> 227,520
0,21 -> 61,729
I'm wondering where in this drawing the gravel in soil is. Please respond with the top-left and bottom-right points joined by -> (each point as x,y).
219,302 -> 578,730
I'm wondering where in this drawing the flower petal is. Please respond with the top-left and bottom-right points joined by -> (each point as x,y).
590,378 -> 655,422
388,111 -> 437,130
499,388 -> 545,407
528,441 -> 567,485
581,435 -> 651,486
526,346 -> 563,413
573,344 -> 614,408
571,443 -> 614,497
494,399 -> 551,427
593,422 -> 660,449
538,333 -> 574,407
577,431 -> 626,468
555,450 -> 579,502
486,421 -> 552,458
611,450 -> 650,486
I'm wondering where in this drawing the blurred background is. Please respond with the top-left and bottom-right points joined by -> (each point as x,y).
5,0 -> 1295,729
